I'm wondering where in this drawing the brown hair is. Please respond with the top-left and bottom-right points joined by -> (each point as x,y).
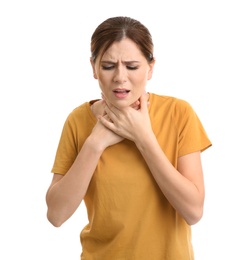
91,16 -> 154,64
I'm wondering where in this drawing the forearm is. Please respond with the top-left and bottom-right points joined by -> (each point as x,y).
46,137 -> 104,227
135,133 -> 204,225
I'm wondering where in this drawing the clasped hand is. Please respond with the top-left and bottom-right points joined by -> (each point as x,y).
99,92 -> 152,143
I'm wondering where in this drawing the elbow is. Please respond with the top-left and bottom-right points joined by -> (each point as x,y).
46,210 -> 65,228
184,206 -> 204,226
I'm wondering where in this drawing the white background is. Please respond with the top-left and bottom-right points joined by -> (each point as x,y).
0,0 -> 245,259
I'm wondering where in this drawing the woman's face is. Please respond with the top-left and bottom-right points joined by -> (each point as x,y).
91,38 -> 155,108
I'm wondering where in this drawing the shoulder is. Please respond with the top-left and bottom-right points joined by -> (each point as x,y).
149,92 -> 194,112
60,100 -> 98,136
70,102 -> 90,115
67,100 -> 97,118
64,100 -> 97,125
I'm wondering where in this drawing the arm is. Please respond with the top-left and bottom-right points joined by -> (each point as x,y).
46,136 -> 103,227
46,115 -> 123,227
135,134 -> 205,225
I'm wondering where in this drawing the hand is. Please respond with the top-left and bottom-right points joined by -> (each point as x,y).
99,93 -> 152,143
90,113 -> 124,150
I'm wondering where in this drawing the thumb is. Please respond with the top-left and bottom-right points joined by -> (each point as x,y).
140,92 -> 150,111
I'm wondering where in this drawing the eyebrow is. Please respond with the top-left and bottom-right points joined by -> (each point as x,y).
101,60 -> 140,65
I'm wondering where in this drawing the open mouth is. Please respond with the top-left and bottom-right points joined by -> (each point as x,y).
113,89 -> 130,99
113,89 -> 130,93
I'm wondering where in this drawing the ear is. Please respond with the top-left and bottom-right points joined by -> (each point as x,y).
90,57 -> 98,79
147,58 -> 156,80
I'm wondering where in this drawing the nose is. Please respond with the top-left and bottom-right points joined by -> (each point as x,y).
113,66 -> 127,83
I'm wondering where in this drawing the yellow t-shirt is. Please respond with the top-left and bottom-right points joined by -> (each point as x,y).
51,93 -> 212,260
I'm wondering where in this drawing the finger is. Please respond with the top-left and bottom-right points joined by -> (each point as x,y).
131,100 -> 140,110
104,100 -> 119,118
98,114 -> 115,130
103,104 -> 119,124
139,93 -> 149,111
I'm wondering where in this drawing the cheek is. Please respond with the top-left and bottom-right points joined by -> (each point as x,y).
97,71 -> 111,84
135,70 -> 149,81
98,81 -> 106,94
133,72 -> 149,89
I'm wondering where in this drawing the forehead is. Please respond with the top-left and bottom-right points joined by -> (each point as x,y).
101,38 -> 144,61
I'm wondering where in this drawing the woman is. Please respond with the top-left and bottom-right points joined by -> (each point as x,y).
46,16 -> 212,259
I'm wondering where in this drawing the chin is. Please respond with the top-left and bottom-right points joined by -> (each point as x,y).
112,99 -> 133,109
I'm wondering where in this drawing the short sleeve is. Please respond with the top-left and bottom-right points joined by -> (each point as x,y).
51,114 -> 79,175
174,99 -> 212,157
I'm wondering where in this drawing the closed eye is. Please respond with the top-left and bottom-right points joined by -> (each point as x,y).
101,61 -> 139,71
102,65 -> 138,70
102,65 -> 114,70
127,66 -> 138,70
